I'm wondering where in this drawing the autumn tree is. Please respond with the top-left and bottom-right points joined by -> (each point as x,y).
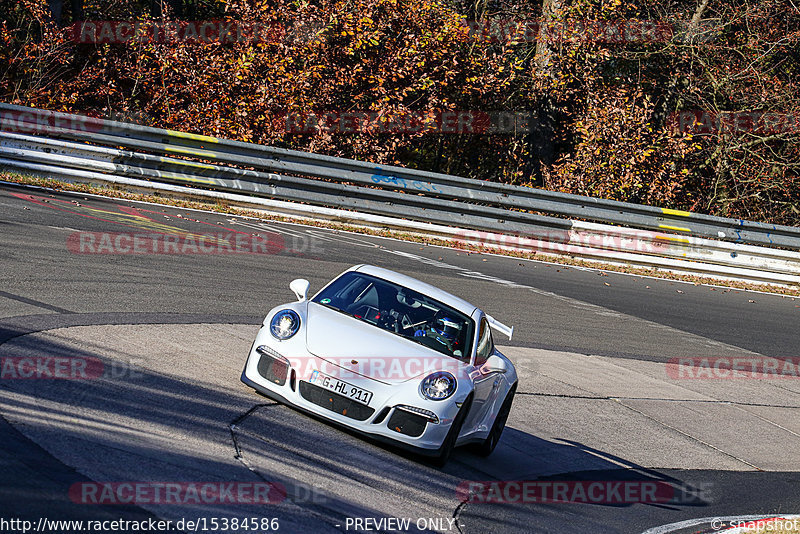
1,0 -> 799,224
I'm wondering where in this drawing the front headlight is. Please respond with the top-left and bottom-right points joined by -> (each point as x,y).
270,309 -> 301,340
420,371 -> 457,401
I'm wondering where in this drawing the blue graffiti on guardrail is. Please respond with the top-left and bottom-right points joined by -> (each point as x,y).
371,174 -> 444,194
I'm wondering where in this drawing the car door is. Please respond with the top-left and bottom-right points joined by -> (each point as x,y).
464,316 -> 503,433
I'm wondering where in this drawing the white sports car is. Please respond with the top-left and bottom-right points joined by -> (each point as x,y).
241,264 -> 517,465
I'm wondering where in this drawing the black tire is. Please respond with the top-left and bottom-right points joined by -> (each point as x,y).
473,383 -> 516,457
431,395 -> 472,467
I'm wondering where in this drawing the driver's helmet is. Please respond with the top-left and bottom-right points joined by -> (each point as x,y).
433,316 -> 461,342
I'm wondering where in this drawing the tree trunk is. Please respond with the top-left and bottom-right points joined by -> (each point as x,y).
47,0 -> 82,25
534,0 -> 563,74
526,0 -> 563,186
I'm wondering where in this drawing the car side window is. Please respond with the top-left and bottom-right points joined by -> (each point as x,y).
475,317 -> 493,366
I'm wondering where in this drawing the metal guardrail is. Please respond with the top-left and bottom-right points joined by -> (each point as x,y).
4,103 -> 800,250
1,103 -> 800,285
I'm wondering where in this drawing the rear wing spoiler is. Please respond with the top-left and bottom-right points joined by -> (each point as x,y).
486,315 -> 514,340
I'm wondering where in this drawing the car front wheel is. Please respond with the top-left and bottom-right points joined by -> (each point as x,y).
473,383 -> 516,457
430,395 -> 472,467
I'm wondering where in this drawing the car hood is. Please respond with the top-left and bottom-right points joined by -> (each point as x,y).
304,303 -> 461,385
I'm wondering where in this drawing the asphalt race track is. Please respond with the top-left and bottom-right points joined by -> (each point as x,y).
1,182 -> 799,534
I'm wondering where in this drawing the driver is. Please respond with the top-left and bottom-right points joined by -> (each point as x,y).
414,316 -> 463,356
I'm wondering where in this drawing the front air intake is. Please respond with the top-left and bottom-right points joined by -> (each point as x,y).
256,346 -> 289,386
387,408 -> 428,437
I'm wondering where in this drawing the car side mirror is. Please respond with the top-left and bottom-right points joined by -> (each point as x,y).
480,354 -> 508,374
289,279 -> 310,302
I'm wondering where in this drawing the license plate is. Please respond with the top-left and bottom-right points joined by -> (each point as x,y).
309,370 -> 373,406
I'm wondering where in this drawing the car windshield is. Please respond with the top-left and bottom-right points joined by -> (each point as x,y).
312,271 -> 474,362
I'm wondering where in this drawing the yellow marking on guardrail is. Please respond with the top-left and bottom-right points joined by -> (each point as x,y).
653,235 -> 691,244
164,146 -> 218,159
658,224 -> 691,233
661,208 -> 693,217
162,173 -> 216,185
158,156 -> 216,171
165,129 -> 220,144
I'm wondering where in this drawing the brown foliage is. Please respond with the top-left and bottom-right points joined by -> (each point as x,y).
1,0 -> 799,224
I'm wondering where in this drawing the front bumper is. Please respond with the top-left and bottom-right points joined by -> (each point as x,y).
240,328 -> 466,453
